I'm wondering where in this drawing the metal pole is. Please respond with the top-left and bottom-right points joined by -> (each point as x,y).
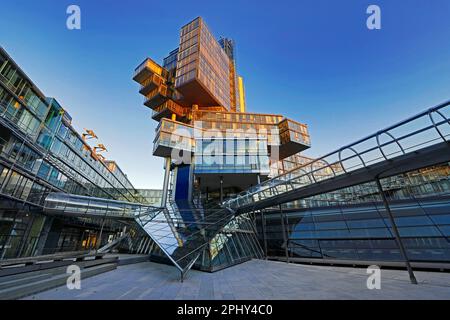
220,176 -> 224,203
279,205 -> 289,263
375,177 -> 417,284
261,210 -> 268,259
161,157 -> 171,206
96,216 -> 107,252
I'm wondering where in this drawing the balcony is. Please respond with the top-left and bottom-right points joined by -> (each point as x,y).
133,58 -> 167,84
153,118 -> 195,158
152,100 -> 186,122
277,119 -> 311,159
144,85 -> 172,110
139,73 -> 165,96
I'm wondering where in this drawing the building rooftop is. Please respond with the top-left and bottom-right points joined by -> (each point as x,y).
24,259 -> 450,300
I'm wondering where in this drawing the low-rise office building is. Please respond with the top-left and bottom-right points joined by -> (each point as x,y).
0,47 -> 150,259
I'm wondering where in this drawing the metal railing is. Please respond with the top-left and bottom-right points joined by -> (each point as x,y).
224,100 -> 450,211
44,192 -> 163,219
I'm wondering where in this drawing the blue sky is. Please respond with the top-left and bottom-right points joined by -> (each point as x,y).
1,0 -> 449,188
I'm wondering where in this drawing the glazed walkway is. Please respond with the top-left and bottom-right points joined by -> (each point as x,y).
24,259 -> 450,300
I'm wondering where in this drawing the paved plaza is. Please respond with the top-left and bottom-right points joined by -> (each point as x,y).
24,259 -> 450,300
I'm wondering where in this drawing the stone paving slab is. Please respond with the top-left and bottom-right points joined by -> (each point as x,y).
23,259 -> 450,300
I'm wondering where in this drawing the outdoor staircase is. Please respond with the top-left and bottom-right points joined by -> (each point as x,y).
44,192 -> 237,281
134,193 -> 236,281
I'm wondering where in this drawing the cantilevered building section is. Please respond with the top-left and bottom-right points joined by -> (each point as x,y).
175,17 -> 232,110
134,16 -> 311,199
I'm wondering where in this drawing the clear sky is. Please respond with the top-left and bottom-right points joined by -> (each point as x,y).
1,0 -> 449,189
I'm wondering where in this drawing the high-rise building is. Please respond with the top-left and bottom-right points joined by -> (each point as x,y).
134,16 -> 311,205
133,16 -> 311,271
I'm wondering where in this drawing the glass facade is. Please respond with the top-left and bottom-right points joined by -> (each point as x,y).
175,17 -> 232,110
175,18 -> 200,89
198,213 -> 264,271
0,47 -> 151,259
196,19 -> 231,111
194,138 -> 270,175
256,164 -> 450,263
163,48 -> 179,72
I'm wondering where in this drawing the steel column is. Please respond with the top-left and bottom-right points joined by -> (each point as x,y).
375,177 -> 417,284
161,157 -> 171,206
220,176 -> 224,203
261,210 -> 268,259
279,205 -> 290,263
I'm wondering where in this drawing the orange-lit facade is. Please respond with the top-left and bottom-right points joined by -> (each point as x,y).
134,16 -> 311,204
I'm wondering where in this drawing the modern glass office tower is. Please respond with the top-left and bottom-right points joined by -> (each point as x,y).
133,17 -> 312,272
0,47 -> 155,259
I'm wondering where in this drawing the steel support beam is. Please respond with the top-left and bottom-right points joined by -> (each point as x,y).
375,177 -> 417,284
260,210 -> 268,259
220,176 -> 224,203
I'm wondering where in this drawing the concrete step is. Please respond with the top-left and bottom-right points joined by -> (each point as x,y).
0,256 -> 118,278
0,263 -> 117,300
116,255 -> 150,266
0,265 -> 71,283
0,273 -> 52,291
0,260 -> 75,277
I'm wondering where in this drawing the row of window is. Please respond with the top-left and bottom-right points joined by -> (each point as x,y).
0,57 -> 140,203
193,111 -> 283,125
0,60 -> 48,120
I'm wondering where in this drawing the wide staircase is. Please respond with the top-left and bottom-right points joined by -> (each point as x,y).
0,252 -> 117,299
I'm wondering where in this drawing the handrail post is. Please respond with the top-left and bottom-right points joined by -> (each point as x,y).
375,177 -> 417,284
